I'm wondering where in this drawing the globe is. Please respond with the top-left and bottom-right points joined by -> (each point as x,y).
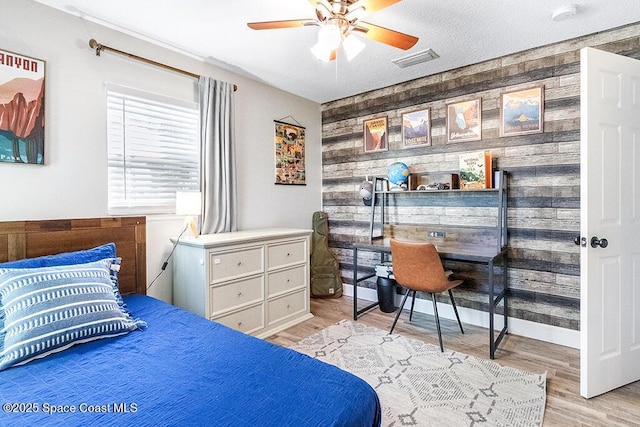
388,162 -> 410,187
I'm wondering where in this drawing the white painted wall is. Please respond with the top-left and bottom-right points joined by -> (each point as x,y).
0,0 -> 322,302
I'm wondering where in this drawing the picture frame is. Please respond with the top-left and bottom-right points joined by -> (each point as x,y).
274,120 -> 306,185
0,48 -> 45,164
363,116 -> 389,153
500,85 -> 544,137
446,98 -> 482,142
402,108 -> 431,148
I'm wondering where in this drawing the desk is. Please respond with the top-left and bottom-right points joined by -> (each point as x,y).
352,240 -> 508,359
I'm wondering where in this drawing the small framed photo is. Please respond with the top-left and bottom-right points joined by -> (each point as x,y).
363,116 -> 389,153
402,108 -> 431,148
446,98 -> 481,142
500,85 -> 544,137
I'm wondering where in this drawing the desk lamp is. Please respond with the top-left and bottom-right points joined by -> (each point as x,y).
176,191 -> 202,238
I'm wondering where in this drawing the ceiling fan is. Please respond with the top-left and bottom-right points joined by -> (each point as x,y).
247,0 -> 419,61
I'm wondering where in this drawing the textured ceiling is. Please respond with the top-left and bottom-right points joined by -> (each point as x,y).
34,0 -> 640,103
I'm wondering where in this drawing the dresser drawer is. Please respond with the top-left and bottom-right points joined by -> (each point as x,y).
209,246 -> 264,283
267,289 -> 307,326
213,304 -> 264,334
209,275 -> 263,315
267,240 -> 306,269
267,265 -> 306,298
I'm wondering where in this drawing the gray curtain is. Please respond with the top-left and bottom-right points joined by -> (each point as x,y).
199,76 -> 237,234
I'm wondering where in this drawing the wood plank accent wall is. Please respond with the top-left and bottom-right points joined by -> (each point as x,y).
320,23 -> 640,331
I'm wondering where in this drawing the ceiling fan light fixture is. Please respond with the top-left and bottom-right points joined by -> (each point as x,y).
311,42 -> 334,62
317,22 -> 342,50
342,34 -> 365,61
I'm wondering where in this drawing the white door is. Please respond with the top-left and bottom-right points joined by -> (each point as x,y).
580,47 -> 640,398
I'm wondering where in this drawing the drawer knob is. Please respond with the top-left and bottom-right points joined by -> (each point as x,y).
286,304 -> 291,309
237,292 -> 243,297
286,252 -> 290,257
287,278 -> 290,283
237,261 -> 243,267
237,321 -> 243,327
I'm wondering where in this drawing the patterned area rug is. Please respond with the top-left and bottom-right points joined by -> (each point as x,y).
290,320 -> 546,427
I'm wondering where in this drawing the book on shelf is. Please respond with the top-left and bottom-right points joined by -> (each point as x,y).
459,151 -> 492,189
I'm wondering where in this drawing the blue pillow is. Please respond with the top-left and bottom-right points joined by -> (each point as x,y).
0,259 -> 146,371
0,243 -> 116,269
0,244 -> 125,304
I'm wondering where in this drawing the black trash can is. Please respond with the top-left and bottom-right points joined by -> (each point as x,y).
376,277 -> 397,313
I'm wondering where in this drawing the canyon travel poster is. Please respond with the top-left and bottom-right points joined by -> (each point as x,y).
0,49 -> 45,164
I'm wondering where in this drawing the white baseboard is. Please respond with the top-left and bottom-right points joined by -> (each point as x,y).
343,284 -> 580,349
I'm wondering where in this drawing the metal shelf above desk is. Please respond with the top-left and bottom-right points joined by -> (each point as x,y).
368,170 -> 508,255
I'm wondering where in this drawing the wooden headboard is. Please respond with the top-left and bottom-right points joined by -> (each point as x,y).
0,217 -> 146,295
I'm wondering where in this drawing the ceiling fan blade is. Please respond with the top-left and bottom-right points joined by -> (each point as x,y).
247,19 -> 314,30
351,0 -> 402,14
358,21 -> 418,50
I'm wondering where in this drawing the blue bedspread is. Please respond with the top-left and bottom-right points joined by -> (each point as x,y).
0,295 -> 381,427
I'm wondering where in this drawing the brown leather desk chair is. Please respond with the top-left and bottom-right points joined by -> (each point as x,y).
389,239 -> 464,352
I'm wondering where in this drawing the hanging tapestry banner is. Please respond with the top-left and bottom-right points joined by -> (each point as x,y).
274,120 -> 305,185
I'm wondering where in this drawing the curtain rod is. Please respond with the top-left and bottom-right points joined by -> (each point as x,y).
88,39 -> 237,92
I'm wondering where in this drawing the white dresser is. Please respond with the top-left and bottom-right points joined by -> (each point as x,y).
172,228 -> 313,338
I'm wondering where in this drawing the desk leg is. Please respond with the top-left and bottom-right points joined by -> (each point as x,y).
489,254 -> 509,359
504,255 -> 508,337
353,247 -> 358,320
489,260 -> 495,359
352,246 -> 381,320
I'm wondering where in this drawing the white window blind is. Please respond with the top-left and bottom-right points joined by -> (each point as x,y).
107,84 -> 200,215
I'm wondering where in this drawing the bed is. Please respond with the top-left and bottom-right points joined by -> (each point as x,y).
0,217 -> 381,426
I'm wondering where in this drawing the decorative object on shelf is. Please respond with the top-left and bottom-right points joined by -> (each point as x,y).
426,183 -> 450,190
459,151 -> 492,189
388,161 -> 410,191
402,108 -> 431,148
500,85 -> 544,137
410,173 -> 459,190
363,116 -> 388,153
446,98 -> 482,142
0,48 -> 45,165
274,119 -> 305,185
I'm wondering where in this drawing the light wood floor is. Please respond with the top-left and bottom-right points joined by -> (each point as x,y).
267,296 -> 640,427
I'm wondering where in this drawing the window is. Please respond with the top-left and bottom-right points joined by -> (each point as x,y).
107,84 -> 200,215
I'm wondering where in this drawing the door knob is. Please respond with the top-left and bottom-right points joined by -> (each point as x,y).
573,236 -> 581,246
590,236 -> 608,248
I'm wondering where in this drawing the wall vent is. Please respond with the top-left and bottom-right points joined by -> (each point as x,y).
392,49 -> 439,68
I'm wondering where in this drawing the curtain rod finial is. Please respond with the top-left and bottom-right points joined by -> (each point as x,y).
89,39 -> 102,56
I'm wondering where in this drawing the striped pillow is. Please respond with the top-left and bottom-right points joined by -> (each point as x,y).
0,259 -> 146,371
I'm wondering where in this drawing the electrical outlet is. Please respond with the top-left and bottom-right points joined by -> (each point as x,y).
428,231 -> 446,238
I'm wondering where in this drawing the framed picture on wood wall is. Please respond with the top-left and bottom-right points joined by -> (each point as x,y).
0,48 -> 45,164
402,108 -> 431,148
363,116 -> 389,153
500,85 -> 544,137
446,98 -> 482,142
274,120 -> 306,185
